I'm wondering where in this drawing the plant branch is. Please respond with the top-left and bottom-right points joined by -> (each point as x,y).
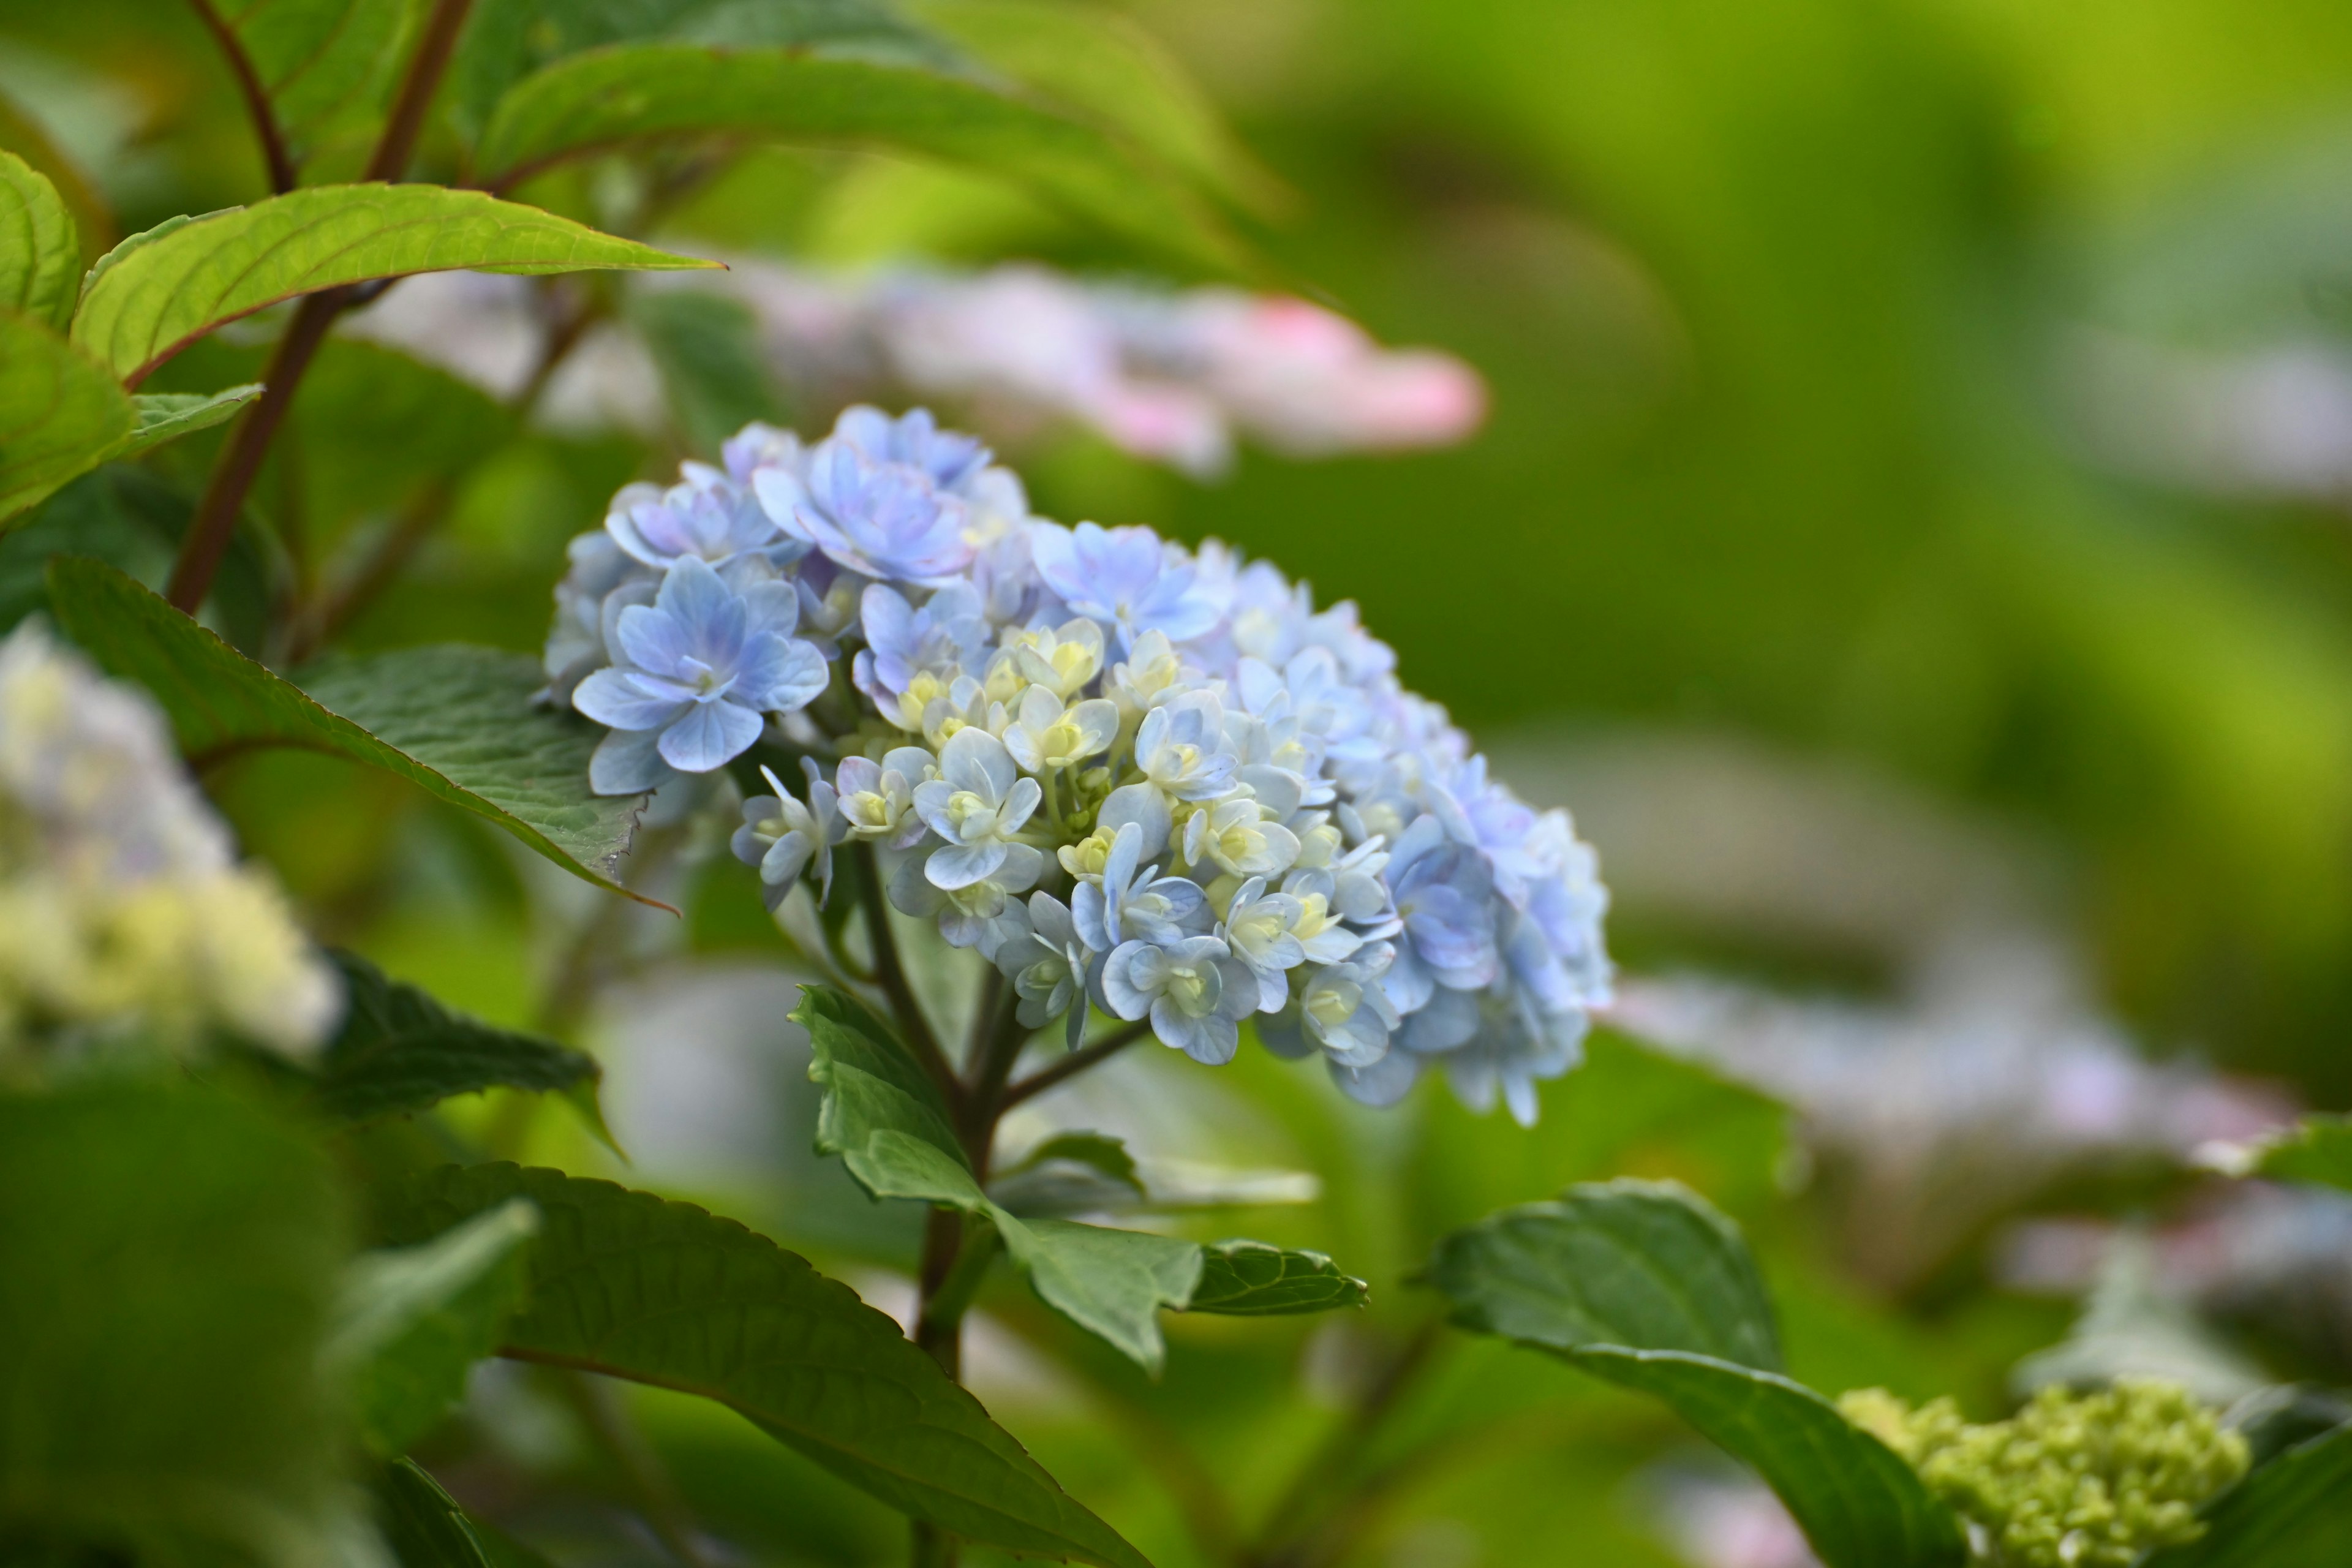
999,1017 -> 1153,1110
364,0 -> 473,183
188,0 -> 296,194
165,0 -> 477,616
165,287 -> 346,611
555,1369 -> 717,1568
851,842 -> 960,1109
1239,1317 -> 1446,1568
279,479 -> 451,663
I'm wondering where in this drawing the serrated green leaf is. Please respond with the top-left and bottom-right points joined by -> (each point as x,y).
1187,1242 -> 1367,1316
0,1083 -> 352,1565
0,149 -> 78,328
310,950 -> 608,1141
0,310 -> 134,523
2141,1420 -> 2352,1568
794,983 -> 1202,1371
1581,1349 -> 1967,1568
376,1457 -> 495,1568
379,1162 -> 1153,1568
70,184 -> 719,383
45,557 -> 651,899
330,1200 -> 538,1455
121,383 -> 263,457
1430,1182 -> 1964,1568
478,46 -> 1240,273
2248,1115 -> 2352,1193
1426,1178 -> 1784,1370
905,0 -> 1283,216
221,0 -> 420,158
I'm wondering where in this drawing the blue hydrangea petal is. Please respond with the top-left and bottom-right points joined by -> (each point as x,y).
657,699 -> 763,772
572,668 -> 687,731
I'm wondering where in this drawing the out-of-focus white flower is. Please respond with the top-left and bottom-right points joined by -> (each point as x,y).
0,624 -> 337,1059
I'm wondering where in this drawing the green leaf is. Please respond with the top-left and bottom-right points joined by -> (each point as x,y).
1425,1178 -> 1784,1371
1187,1242 -> 1368,1316
2141,1420 -> 2352,1568
445,0 -> 954,145
310,949 -> 608,1140
121,383 -> 263,457
1428,1182 -> 1964,1568
794,984 -> 1203,1371
2247,1115 -> 2352,1192
376,1457 -> 496,1568
0,309 -> 134,522
0,148 -> 78,327
219,0 -> 420,159
1008,1218 -> 1202,1368
1582,1349 -> 1967,1568
477,47 -> 1240,273
45,557 -> 651,900
379,1162 -> 1153,1568
70,184 -> 720,383
0,1082 -> 353,1565
905,0 -> 1283,215
329,1200 -> 538,1455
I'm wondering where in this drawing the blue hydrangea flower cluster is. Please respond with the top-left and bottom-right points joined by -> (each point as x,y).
545,407 -> 1611,1123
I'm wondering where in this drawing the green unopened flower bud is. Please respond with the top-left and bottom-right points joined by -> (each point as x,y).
1842,1380 -> 2248,1568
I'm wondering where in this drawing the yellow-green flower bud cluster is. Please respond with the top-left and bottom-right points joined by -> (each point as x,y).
1839,1380 -> 2248,1568
0,625 -> 337,1062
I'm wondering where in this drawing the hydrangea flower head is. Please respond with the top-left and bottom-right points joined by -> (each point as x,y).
548,408 -> 1611,1123
0,625 -> 337,1060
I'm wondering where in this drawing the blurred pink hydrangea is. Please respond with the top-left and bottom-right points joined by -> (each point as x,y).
344,263 -> 1487,477
736,263 -> 1489,476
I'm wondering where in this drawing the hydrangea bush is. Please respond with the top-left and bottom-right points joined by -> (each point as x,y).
547,405 -> 1613,1125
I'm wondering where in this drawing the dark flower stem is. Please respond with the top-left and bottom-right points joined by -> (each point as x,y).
164,0 -> 474,616
186,0 -> 296,194
1000,1018 -> 1153,1109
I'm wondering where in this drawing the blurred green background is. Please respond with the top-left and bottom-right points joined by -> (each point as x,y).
8,1 -> 2352,1564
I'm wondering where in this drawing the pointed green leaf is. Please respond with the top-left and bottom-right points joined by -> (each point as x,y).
122,383 -> 264,457
310,950 -> 608,1139
794,982 -> 1204,1372
1426,1178 -> 1783,1371
2247,1115 -> 2352,1193
379,1163 -> 1153,1568
2140,1419 -> 2352,1567
478,47 -> 1240,272
219,0 -> 420,159
1186,1242 -> 1367,1316
71,184 -> 719,383
0,1084 -> 352,1565
376,1457 -> 510,1568
1579,1349 -> 1967,1568
45,557 -> 650,899
0,311 -> 134,523
0,149 -> 78,328
1002,1219 -> 1202,1373
1429,1182 -> 1964,1568
329,1200 -> 538,1455
797,982 -> 973,1199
